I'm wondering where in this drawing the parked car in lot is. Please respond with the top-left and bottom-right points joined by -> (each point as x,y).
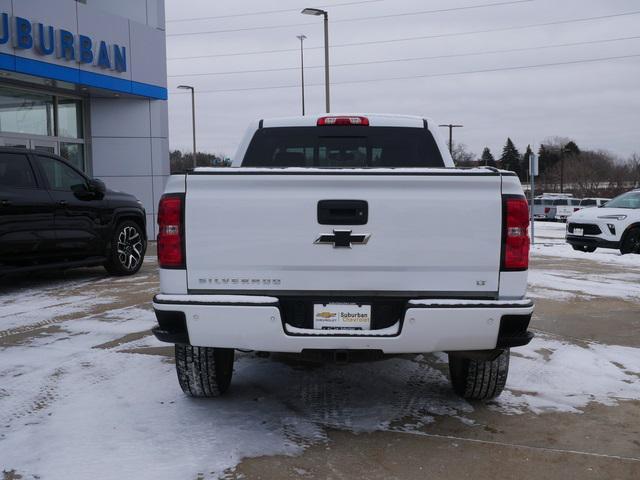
533,193 -> 575,221
0,148 -> 147,276
566,189 -> 640,254
577,198 -> 610,209
553,197 -> 582,222
152,114 -> 534,401
532,198 -> 556,221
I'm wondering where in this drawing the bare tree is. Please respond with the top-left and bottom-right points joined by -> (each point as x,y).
451,142 -> 477,167
628,153 -> 640,188
562,151 -> 612,196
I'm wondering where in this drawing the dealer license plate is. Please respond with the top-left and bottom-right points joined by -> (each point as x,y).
313,303 -> 371,330
574,228 -> 584,236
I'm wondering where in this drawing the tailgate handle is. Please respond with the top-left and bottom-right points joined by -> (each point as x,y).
318,200 -> 368,225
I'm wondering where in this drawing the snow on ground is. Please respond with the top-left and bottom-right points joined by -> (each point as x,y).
532,241 -> 640,267
499,334 -> 640,414
1,306 -> 639,478
532,220 -> 567,241
528,221 -> 640,300
528,268 -> 640,301
0,276 -> 113,334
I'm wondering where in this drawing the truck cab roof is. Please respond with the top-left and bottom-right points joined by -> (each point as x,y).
260,113 -> 432,128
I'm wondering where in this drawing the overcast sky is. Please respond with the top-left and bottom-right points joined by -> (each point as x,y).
164,0 -> 640,160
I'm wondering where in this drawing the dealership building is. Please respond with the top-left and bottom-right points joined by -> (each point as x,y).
0,0 -> 168,237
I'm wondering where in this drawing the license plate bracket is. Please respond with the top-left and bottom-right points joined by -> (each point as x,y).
313,303 -> 372,330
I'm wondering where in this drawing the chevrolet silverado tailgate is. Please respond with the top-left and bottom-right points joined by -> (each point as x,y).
184,170 -> 503,295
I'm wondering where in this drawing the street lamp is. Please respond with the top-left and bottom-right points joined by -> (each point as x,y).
177,85 -> 197,169
296,34 -> 307,116
301,7 -> 330,113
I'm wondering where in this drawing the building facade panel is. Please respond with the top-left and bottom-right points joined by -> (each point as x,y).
89,97 -> 152,138
146,0 -> 166,31
90,136 -> 153,177
86,0 -> 149,25
129,21 -> 167,88
151,137 -> 169,177
149,95 -> 168,138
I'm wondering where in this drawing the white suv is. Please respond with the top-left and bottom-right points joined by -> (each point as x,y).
566,189 -> 640,254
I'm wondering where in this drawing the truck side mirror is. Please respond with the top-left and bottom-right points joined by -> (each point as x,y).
89,178 -> 107,196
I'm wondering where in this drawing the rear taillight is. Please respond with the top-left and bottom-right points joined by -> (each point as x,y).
317,116 -> 369,126
544,207 -> 550,213
502,196 -> 530,271
157,194 -> 184,268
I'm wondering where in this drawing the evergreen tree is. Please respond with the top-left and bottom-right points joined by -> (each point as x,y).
500,138 -> 522,176
480,147 -> 496,167
564,141 -> 580,157
521,144 -> 533,180
538,144 -> 557,176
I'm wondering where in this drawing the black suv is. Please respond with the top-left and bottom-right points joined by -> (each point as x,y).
0,148 -> 147,276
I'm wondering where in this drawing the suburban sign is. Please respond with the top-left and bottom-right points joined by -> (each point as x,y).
0,12 -> 127,72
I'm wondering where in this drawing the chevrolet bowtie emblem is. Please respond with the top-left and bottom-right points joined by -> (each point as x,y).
314,230 -> 371,248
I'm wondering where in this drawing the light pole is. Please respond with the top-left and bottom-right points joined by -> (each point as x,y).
438,124 -> 464,153
301,8 -> 330,113
559,143 -> 569,194
177,85 -> 197,169
296,34 -> 307,115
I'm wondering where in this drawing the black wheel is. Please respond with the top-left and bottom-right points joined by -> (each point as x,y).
104,220 -> 146,275
448,349 -> 509,400
620,228 -> 640,255
571,245 -> 596,253
175,345 -> 234,397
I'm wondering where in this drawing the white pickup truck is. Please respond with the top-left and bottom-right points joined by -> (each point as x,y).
152,114 -> 534,400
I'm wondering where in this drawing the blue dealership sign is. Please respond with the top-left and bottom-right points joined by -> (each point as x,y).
0,12 -> 127,72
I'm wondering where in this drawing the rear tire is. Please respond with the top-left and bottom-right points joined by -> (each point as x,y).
620,228 -> 640,255
448,349 -> 509,400
175,345 -> 234,397
104,220 -> 146,275
571,245 -> 596,253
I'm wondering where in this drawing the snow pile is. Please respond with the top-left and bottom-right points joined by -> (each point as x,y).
498,335 -> 640,414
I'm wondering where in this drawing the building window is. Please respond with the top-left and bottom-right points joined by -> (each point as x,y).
0,87 -> 54,136
60,143 -> 84,171
0,85 -> 86,171
57,98 -> 83,139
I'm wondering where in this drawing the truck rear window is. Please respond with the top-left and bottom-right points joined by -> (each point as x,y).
242,126 -> 445,168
